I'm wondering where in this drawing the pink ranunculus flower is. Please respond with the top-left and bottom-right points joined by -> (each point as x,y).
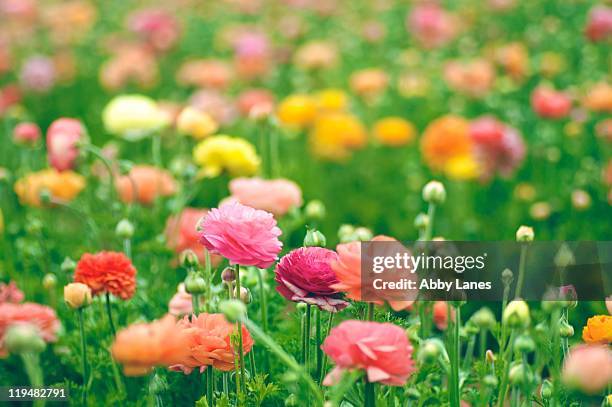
168,283 -> 193,316
197,201 -> 282,268
127,8 -> 180,52
20,55 -> 56,93
228,177 -> 302,217
531,86 -> 572,119
275,247 -> 348,312
321,320 -> 415,386
585,6 -> 612,42
407,3 -> 458,49
0,302 -> 61,356
46,118 -> 85,171
0,281 -> 24,304
13,122 -> 41,146
562,344 -> 612,394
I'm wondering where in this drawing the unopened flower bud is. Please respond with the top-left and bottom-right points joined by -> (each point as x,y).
64,282 -> 92,309
514,334 -> 536,354
508,363 -> 530,386
219,299 -> 246,322
304,229 -> 326,247
503,300 -> 531,329
502,268 -> 514,286
354,227 -> 373,241
115,219 -> 134,239
304,200 -> 326,221
180,250 -> 200,269
486,350 -> 496,364
483,374 -> 498,388
221,267 -> 236,284
414,213 -> 429,230
559,319 -> 574,338
61,257 -> 77,273
338,224 -> 355,242
604,394 -> 612,407
540,379 -> 553,399
184,273 -> 206,294
234,286 -> 252,304
42,273 -> 57,290
422,181 -> 446,204
554,244 -> 575,268
4,324 -> 46,354
470,307 -> 496,330
296,302 -> 307,311
515,225 -> 534,242
118,160 -> 133,175
418,338 -> 444,364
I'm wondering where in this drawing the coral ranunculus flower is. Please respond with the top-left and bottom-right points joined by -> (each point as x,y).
171,313 -> 253,373
197,201 -> 282,268
420,115 -> 473,173
0,282 -> 24,304
46,118 -> 85,171
531,86 -> 572,119
275,247 -> 348,312
74,251 -> 137,300
193,135 -> 260,178
14,169 -> 86,207
164,208 -> 221,266
321,320 -> 415,386
115,165 -> 177,205
372,117 -> 417,147
111,315 -> 192,376
582,315 -> 612,344
562,344 -> 612,395
0,302 -> 61,357
227,177 -> 303,217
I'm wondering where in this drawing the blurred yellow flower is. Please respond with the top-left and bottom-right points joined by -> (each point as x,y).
276,94 -> 317,129
14,169 -> 86,207
444,155 -> 479,180
372,117 -> 417,147
315,89 -> 348,112
102,94 -> 169,140
177,107 -> 218,139
193,135 -> 260,177
310,113 -> 367,160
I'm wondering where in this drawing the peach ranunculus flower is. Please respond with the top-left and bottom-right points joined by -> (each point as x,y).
293,40 -> 338,71
495,42 -> 529,80
168,284 -> 192,317
227,177 -> 302,217
349,68 -> 389,101
582,82 -> 612,113
111,314 -> 192,376
562,344 -> 612,395
115,165 -> 177,205
582,315 -> 612,344
443,59 -> 496,98
164,208 -> 221,266
176,59 -> 233,90
321,320 -> 415,386
331,236 -> 413,311
171,313 -> 254,374
14,169 -> 86,207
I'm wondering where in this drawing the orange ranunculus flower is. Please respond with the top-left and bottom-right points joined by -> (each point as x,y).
583,82 -> 612,113
111,315 -> 192,376
171,313 -> 254,374
309,112 -> 367,160
420,115 -> 473,173
74,251 -> 137,300
582,315 -> 612,344
373,117 -> 417,147
115,165 -> 177,205
14,169 -> 86,207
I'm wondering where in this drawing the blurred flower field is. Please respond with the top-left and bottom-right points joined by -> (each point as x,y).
0,0 -> 611,406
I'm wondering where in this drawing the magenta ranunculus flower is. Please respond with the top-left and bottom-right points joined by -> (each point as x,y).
197,201 -> 282,268
46,118 -> 85,172
321,320 -> 415,386
274,247 -> 348,312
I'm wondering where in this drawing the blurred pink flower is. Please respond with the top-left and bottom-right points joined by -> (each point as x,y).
20,55 -> 56,93
275,247 -> 348,312
197,201 -> 282,268
0,302 -> 60,356
13,122 -> 41,145
562,344 -> 612,394
189,89 -> 237,125
433,301 -> 455,330
236,89 -> 275,117
585,6 -> 612,42
127,8 -> 180,52
164,208 -> 221,266
168,283 -> 193,316
531,86 -> 572,119
46,118 -> 85,171
470,116 -> 526,179
0,281 -> 24,304
0,84 -> 21,116
321,320 -> 415,386
227,177 -> 302,217
407,3 -> 457,49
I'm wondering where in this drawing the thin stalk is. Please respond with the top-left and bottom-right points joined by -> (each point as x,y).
21,353 -> 44,407
364,302 -> 376,407
514,244 -> 528,299
105,293 -> 116,337
235,264 -> 246,394
123,238 -> 132,260
256,268 -> 269,333
206,368 -> 213,405
450,305 -> 461,407
497,330 -> 517,407
192,294 -> 200,315
315,308 -> 322,382
82,143 -> 117,206
319,313 -> 334,384
479,329 -> 487,361
305,304 -> 312,373
78,308 -> 89,406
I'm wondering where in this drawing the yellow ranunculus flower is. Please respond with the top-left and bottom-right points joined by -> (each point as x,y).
14,169 -> 86,207
176,107 -> 218,139
444,155 -> 480,180
276,94 -> 317,129
314,89 -> 348,112
102,94 -> 169,141
193,135 -> 260,178
309,113 -> 367,160
372,117 -> 417,147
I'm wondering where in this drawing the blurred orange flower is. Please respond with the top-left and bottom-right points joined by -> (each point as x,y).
310,112 -> 367,160
349,68 -> 389,100
420,115 -> 473,173
115,165 -> 177,205
276,94 -> 317,129
583,82 -> 612,113
496,42 -> 529,80
14,169 -> 85,207
373,117 -> 417,147
582,315 -> 612,344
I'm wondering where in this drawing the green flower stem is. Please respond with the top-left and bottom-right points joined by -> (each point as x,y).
550,308 -> 562,404
206,368 -> 214,405
82,143 -> 117,206
364,302 -> 376,407
192,293 -> 200,314
479,329 -> 487,361
105,292 -> 117,337
301,307 -> 307,364
514,244 -> 528,299
319,312 -> 334,384
305,304 -> 312,373
315,308 -> 322,382
423,203 -> 436,241
328,370 -> 361,407
462,334 -> 476,371
205,250 -> 212,313
123,238 -> 132,260
21,352 -> 44,407
241,317 -> 324,405
256,268 -> 268,333
234,264 -> 246,394
449,305 -> 461,407
78,308 -> 89,406
497,330 -> 517,407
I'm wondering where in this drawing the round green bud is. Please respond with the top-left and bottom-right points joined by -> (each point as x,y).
514,334 -> 536,354
115,219 -> 134,239
219,299 -> 246,323
304,229 -> 326,248
540,379 -> 553,399
501,268 -> 514,286
42,273 -> 57,290
483,374 -> 498,388
180,249 -> 200,269
502,300 -> 530,329
515,225 -> 534,242
4,324 -> 46,354
470,307 -> 496,330
184,273 -> 206,294
304,200 -> 326,221
414,213 -> 429,230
